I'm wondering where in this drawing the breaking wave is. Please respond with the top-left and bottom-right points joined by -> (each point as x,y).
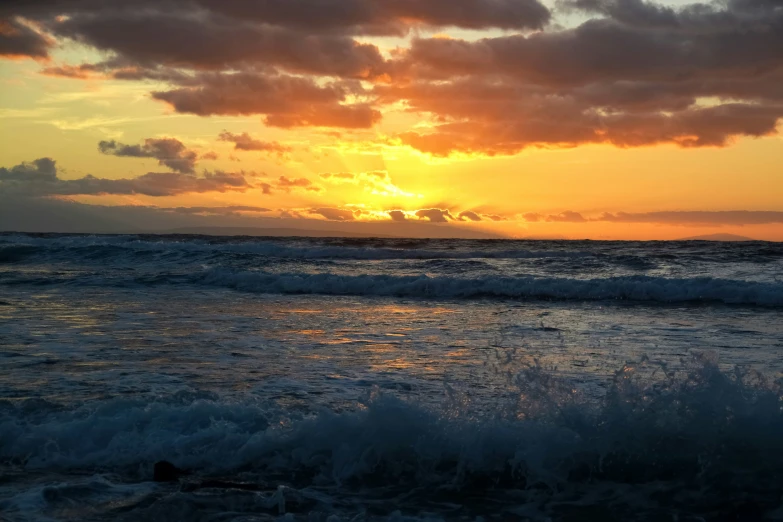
198,269 -> 783,306
2,355 -> 782,520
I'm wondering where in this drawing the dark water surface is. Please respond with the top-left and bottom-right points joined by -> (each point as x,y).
1,233 -> 782,520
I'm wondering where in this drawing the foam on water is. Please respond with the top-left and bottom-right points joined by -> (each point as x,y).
2,355 -> 783,520
2,233 -> 782,520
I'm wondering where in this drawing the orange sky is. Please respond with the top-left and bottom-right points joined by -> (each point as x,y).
1,0 -> 782,240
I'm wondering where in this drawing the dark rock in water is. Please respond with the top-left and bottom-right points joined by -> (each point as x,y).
153,461 -> 182,482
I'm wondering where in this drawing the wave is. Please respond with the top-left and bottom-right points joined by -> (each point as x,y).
2,356 -> 782,520
197,269 -> 783,306
0,235 -> 595,262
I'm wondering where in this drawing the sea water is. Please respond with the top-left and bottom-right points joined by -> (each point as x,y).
1,233 -> 782,521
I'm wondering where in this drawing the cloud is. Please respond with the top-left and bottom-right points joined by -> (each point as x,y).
521,210 -> 599,223
277,176 -> 321,193
48,11 -> 388,79
595,211 -> 783,226
152,71 -> 381,129
40,63 -> 103,79
369,0 -> 783,156
320,172 -> 361,183
0,158 -> 258,197
546,211 -> 588,222
0,17 -> 51,60
309,207 -> 358,221
415,208 -> 454,223
383,79 -> 783,156
200,151 -> 219,160
167,205 -> 271,216
400,5 -> 783,86
218,131 -> 291,155
5,0 -> 550,50
190,0 -> 551,34
388,210 -> 407,222
522,210 -> 783,225
0,157 -> 57,182
99,138 -> 198,174
5,0 -> 783,157
457,210 -> 482,222
320,170 -> 417,197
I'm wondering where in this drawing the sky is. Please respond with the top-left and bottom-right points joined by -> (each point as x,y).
0,0 -> 782,240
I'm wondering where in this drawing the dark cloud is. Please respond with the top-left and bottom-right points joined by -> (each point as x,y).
200,151 -> 219,160
387,79 -> 783,155
277,176 -> 321,192
376,0 -> 783,155
49,11 -> 388,79
523,212 -> 543,222
388,210 -> 407,222
0,158 -> 257,197
99,138 -> 199,174
401,9 -> 783,86
192,0 -> 551,33
415,208 -> 455,223
167,205 -> 271,216
5,0 -> 783,155
457,210 -> 482,222
309,207 -> 358,221
3,0 -> 550,41
152,71 -> 380,129
0,157 -> 57,182
546,211 -> 588,222
218,131 -> 291,155
0,17 -> 52,59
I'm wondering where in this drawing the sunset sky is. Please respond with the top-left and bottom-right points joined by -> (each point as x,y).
1,0 -> 782,240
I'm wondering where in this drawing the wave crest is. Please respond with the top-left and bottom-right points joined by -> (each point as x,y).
1,356 -> 782,519
198,269 -> 783,306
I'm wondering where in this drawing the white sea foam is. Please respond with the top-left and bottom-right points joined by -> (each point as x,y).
1,357 -> 782,520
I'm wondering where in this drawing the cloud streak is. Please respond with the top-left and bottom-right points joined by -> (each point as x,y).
524,210 -> 783,225
218,131 -> 291,155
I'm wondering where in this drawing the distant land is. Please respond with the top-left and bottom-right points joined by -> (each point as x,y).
679,233 -> 757,241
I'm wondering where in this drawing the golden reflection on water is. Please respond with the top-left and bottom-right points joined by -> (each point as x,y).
269,303 -> 472,376
291,329 -> 326,336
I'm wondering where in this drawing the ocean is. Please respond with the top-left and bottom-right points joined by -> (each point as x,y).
1,233 -> 782,521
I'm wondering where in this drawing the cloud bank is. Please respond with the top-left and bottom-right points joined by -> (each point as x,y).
2,0 -> 780,149
0,158 -> 257,197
